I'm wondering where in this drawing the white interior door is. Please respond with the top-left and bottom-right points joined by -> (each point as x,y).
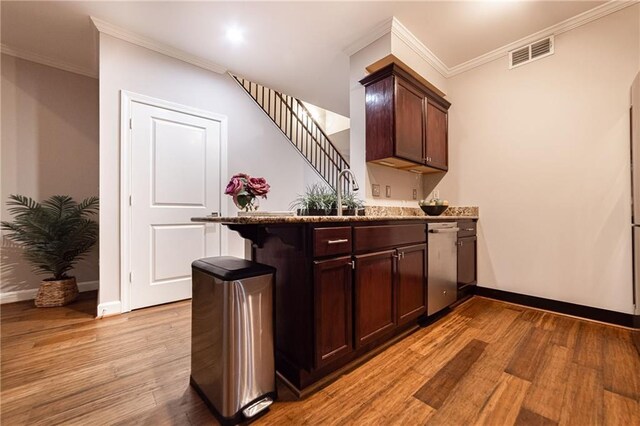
129,101 -> 222,310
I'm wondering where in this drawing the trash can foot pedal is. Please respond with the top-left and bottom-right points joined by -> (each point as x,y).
242,397 -> 273,418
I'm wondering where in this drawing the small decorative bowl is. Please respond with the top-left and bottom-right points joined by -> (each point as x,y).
420,205 -> 448,216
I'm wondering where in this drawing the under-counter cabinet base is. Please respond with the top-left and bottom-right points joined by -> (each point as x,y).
246,220 -> 463,396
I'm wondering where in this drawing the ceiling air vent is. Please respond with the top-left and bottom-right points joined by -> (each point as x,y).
509,36 -> 554,69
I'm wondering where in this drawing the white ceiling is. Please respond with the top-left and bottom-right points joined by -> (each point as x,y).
1,1 -> 605,116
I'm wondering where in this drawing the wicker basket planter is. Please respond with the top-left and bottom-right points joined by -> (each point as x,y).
35,277 -> 79,307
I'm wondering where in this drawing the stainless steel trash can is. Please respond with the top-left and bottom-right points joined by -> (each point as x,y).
190,256 -> 276,425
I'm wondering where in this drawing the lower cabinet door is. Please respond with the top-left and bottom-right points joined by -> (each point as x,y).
354,250 -> 396,348
457,236 -> 477,286
314,256 -> 353,368
396,244 -> 427,325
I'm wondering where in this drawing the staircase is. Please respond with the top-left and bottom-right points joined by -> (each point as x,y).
232,75 -> 350,192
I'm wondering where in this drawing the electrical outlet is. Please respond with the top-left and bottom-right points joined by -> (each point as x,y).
385,185 -> 391,198
372,184 -> 380,197
412,189 -> 418,200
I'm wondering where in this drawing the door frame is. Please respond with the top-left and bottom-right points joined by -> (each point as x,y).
120,91 -> 228,313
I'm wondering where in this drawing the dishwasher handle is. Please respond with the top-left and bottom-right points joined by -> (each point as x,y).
429,228 -> 460,233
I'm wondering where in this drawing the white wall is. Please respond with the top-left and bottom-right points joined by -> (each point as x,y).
434,5 -> 640,313
98,34 -> 322,309
1,54 -> 99,295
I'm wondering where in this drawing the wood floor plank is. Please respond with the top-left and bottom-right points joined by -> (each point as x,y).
572,322 -> 605,370
522,344 -> 571,422
385,396 -> 435,425
603,390 -> 640,426
505,327 -> 551,381
548,315 -> 580,348
558,363 -> 604,426
475,372 -> 531,426
602,328 -> 640,400
515,407 -> 558,426
413,339 -> 488,409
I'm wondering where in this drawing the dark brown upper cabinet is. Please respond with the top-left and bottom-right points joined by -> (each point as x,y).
360,63 -> 451,173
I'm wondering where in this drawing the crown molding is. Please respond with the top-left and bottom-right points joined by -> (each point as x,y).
90,16 -> 227,75
343,17 -> 394,57
389,17 -> 449,78
447,0 -> 638,77
343,16 -> 448,77
345,0 -> 637,78
1,44 -> 97,78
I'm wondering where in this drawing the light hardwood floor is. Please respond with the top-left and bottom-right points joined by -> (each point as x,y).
1,292 -> 638,425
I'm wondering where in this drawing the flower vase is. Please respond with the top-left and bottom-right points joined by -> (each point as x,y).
235,196 -> 260,213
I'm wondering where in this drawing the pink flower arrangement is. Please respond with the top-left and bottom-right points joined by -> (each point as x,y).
225,173 -> 270,211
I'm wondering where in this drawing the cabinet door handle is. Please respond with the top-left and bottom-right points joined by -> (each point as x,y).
327,239 -> 348,245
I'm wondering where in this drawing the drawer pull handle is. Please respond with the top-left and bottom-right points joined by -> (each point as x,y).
463,228 -> 475,232
327,239 -> 349,245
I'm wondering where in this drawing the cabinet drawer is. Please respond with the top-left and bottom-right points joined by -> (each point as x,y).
314,227 -> 352,257
457,221 -> 476,238
353,224 -> 425,252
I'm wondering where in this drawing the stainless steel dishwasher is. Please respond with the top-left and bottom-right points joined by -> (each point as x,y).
427,222 -> 459,315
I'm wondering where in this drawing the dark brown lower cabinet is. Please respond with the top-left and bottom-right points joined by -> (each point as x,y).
396,244 -> 427,325
457,236 -> 477,286
354,250 -> 396,348
248,220 -> 474,394
313,256 -> 353,368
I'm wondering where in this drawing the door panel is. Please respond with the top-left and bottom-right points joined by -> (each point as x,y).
314,257 -> 353,368
397,244 -> 427,325
153,119 -> 207,206
394,79 -> 424,164
354,250 -> 396,348
152,224 -> 205,283
130,101 -> 222,310
425,100 -> 448,170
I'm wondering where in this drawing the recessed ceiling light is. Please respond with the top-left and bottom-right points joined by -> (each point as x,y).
226,26 -> 244,44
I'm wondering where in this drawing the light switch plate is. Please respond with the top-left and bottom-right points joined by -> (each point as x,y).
372,184 -> 380,197
412,189 -> 418,200
385,185 -> 391,198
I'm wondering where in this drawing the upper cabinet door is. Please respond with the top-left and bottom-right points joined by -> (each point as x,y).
425,100 -> 448,171
394,78 -> 425,164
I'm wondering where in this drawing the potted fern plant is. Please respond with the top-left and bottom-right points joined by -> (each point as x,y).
1,195 -> 99,307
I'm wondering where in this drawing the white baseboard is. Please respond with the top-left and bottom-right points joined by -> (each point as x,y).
0,280 -> 99,304
97,300 -> 122,317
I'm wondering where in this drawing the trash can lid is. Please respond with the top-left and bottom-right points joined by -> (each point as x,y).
192,256 -> 275,281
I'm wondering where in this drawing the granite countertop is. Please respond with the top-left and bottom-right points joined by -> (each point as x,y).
191,206 -> 478,224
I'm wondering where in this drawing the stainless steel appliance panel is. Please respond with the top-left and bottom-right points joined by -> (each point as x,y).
632,73 -> 640,223
634,226 -> 640,315
427,222 -> 459,315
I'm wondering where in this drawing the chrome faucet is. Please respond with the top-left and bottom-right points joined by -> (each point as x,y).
336,169 -> 360,217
